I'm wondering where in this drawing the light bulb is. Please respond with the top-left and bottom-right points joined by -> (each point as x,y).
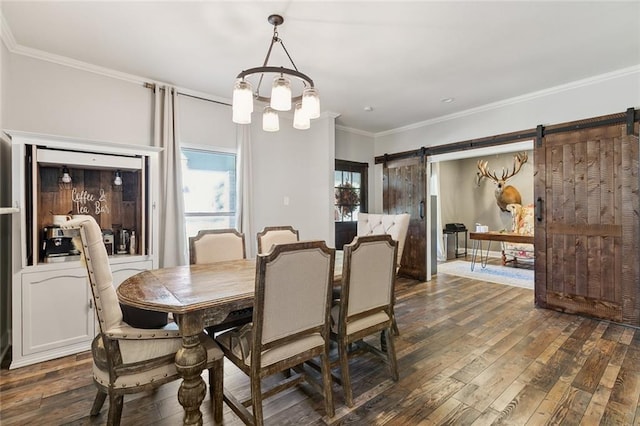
232,79 -> 253,124
270,76 -> 292,111
302,87 -> 320,119
114,171 -> 123,186
61,167 -> 72,184
262,106 -> 279,132
293,102 -> 310,130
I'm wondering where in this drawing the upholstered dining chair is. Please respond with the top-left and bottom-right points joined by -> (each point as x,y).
215,241 -> 335,426
62,216 -> 224,425
189,228 -> 253,334
189,228 -> 246,265
256,225 -> 299,254
356,213 -> 410,271
331,234 -> 399,407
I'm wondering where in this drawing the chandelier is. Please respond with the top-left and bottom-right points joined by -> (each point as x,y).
232,14 -> 320,132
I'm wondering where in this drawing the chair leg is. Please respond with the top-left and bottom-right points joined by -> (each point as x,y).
251,375 -> 264,426
338,337 -> 353,407
90,389 -> 107,416
210,359 -> 224,424
385,328 -> 399,381
320,350 -> 335,417
107,393 -> 124,426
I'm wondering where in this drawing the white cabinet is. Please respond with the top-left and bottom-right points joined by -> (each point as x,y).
13,259 -> 153,368
8,131 -> 160,369
21,267 -> 93,356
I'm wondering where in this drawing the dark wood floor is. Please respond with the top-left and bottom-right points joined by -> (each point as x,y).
1,261 -> 639,425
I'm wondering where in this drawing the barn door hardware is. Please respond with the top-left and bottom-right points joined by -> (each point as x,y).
419,200 -> 425,219
536,197 -> 544,222
536,125 -> 544,147
626,107 -> 637,136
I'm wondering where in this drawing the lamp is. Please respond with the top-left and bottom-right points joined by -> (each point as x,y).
113,170 -> 123,191
232,14 -> 319,131
58,166 -> 72,190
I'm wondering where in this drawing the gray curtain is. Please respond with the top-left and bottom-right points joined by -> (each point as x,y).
235,124 -> 254,258
153,85 -> 187,267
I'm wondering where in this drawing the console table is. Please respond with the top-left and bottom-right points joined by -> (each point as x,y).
469,231 -> 534,271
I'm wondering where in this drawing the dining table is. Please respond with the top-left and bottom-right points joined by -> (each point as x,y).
117,251 -> 343,425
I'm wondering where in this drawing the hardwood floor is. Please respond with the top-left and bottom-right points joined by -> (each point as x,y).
1,261 -> 639,425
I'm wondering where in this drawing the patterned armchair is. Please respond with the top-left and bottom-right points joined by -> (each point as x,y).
502,203 -> 535,266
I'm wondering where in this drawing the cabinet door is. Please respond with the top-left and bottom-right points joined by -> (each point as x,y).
21,268 -> 93,355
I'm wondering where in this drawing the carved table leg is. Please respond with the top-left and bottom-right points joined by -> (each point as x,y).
175,312 -> 207,426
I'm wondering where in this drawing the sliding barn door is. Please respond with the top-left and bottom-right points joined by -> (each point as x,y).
535,116 -> 639,326
383,156 -> 427,280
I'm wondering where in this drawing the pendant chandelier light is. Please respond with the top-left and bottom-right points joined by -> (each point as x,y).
232,14 -> 320,131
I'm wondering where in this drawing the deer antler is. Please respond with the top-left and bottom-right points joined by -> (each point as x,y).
500,152 -> 528,181
477,159 -> 500,183
478,152 -> 528,184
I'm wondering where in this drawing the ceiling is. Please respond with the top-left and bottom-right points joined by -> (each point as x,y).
2,1 -> 639,134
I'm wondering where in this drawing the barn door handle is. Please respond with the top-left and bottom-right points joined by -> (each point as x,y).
419,200 -> 425,219
536,197 -> 543,222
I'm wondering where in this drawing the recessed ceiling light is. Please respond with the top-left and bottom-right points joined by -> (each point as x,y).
441,98 -> 455,103
364,106 -> 374,112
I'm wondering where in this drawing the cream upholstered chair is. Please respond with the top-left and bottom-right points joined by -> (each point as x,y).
256,225 -> 299,254
189,228 -> 246,264
503,203 -> 535,266
189,228 -> 252,333
62,216 -> 224,425
331,234 -> 399,407
357,213 -> 410,271
215,241 -> 335,426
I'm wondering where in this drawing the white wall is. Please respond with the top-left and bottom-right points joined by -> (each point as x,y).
373,68 -> 640,212
335,128 -> 375,211
5,53 -> 153,146
251,113 -> 335,253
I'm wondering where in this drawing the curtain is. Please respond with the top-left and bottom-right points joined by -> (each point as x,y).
153,85 -> 187,267
235,124 -> 254,258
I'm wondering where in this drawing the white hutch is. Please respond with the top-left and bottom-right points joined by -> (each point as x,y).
8,131 -> 160,369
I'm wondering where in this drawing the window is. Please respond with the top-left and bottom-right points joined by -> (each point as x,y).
334,160 -> 368,223
181,148 -> 236,237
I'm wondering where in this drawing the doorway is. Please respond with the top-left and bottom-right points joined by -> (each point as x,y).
428,141 -> 535,270
334,159 -> 368,250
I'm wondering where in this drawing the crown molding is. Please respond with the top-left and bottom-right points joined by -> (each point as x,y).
335,125 -> 375,138
376,64 -> 640,138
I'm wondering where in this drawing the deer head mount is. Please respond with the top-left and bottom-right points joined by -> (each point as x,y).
477,152 -> 528,212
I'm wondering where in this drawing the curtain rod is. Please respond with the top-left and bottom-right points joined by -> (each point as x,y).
143,82 -> 231,107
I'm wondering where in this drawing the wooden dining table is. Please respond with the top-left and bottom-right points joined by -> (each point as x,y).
117,252 -> 343,425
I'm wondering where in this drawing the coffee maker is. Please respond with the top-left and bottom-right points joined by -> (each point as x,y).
117,229 -> 130,254
42,226 -> 79,258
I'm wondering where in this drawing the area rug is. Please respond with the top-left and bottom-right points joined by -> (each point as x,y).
437,260 -> 534,289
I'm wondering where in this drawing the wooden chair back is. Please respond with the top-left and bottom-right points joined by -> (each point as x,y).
256,225 -> 299,254
333,234 -> 399,407
215,240 -> 335,425
189,228 -> 246,264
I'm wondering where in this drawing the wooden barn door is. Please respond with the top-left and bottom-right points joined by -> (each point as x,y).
383,156 -> 427,280
535,113 -> 639,326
